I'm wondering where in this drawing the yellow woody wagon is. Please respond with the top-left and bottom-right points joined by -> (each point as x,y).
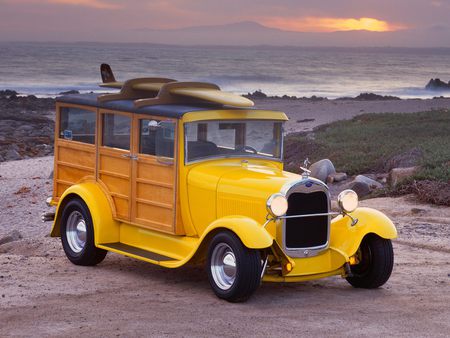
45,64 -> 396,302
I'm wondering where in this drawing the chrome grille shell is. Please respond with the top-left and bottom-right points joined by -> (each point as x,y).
280,178 -> 331,258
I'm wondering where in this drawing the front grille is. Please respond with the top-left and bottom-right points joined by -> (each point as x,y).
285,191 -> 329,249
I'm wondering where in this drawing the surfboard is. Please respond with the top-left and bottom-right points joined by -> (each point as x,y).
99,82 -> 171,92
170,87 -> 254,107
99,82 -> 123,89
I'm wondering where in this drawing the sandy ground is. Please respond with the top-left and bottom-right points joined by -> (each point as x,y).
254,97 -> 450,133
0,156 -> 449,337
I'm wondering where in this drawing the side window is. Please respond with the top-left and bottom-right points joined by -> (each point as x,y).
59,107 -> 96,144
139,119 -> 175,159
102,113 -> 131,150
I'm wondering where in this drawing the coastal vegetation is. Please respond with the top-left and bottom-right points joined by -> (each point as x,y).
284,110 -> 450,205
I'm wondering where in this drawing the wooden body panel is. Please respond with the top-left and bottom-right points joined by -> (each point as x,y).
53,103 -> 96,202
98,146 -> 132,220
53,103 -> 184,235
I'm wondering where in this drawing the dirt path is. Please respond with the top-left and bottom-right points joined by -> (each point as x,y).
1,157 -> 449,337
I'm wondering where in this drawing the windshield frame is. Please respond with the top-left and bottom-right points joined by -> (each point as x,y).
183,119 -> 284,165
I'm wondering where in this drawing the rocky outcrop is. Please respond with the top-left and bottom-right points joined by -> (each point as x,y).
0,92 -> 55,162
425,78 -> 450,91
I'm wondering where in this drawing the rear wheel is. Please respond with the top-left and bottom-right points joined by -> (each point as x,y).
346,234 -> 394,288
60,198 -> 107,266
207,231 -> 261,302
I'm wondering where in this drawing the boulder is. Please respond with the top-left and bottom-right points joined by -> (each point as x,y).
327,172 -> 347,183
309,159 -> 336,183
384,148 -> 423,172
344,181 -> 371,198
388,166 -> 418,187
4,149 -> 21,161
354,175 -> 383,189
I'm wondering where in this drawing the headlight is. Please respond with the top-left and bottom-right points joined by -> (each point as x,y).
266,193 -> 288,217
338,189 -> 358,213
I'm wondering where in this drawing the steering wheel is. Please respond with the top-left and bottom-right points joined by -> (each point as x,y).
236,145 -> 258,154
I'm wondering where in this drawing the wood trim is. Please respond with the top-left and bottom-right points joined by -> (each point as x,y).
135,198 -> 172,209
110,192 -> 129,200
55,178 -> 75,186
135,177 -> 172,188
98,169 -> 130,180
57,160 -> 95,173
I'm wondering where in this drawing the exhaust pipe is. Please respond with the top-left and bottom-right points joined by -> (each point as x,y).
41,212 -> 55,222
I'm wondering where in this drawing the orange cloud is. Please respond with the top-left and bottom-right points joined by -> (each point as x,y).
262,17 -> 407,32
48,0 -> 121,9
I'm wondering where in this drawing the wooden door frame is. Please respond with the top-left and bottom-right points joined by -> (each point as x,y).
131,114 -> 181,234
97,109 -> 134,221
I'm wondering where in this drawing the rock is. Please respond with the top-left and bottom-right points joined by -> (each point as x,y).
425,78 -> 450,91
327,172 -> 347,183
388,166 -> 418,187
354,92 -> 401,101
354,175 -> 383,189
59,90 -> 80,95
4,149 -> 21,161
309,159 -> 336,183
0,230 -> 23,246
384,148 -> 423,172
48,170 -> 54,179
0,89 -> 18,97
245,90 -> 267,99
345,181 -> 371,198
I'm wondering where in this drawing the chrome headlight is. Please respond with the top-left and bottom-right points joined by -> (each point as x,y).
337,189 -> 358,213
266,193 -> 288,217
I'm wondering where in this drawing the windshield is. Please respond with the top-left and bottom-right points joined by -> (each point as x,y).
185,120 -> 283,162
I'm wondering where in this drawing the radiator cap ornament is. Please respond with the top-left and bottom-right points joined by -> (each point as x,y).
300,158 -> 311,179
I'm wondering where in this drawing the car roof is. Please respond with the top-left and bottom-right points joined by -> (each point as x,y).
56,93 -> 225,119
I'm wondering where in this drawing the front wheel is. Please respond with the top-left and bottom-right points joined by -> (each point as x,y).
346,234 -> 394,288
60,198 -> 107,266
207,231 -> 261,302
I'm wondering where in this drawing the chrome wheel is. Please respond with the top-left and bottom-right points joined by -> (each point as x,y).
65,210 -> 87,253
210,243 -> 237,290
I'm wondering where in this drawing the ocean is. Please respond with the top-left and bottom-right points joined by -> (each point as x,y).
1,41 -> 450,99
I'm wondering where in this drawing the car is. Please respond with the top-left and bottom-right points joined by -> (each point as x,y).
45,64 -> 396,302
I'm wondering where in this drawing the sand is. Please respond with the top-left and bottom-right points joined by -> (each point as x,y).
254,97 -> 450,133
1,97 -> 450,336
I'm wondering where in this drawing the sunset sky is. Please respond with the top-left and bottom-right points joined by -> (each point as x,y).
1,0 -> 449,46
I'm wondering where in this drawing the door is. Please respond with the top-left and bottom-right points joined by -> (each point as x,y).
131,115 -> 177,233
98,110 -> 133,220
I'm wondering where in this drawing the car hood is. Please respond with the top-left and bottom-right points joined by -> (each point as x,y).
187,159 -> 300,224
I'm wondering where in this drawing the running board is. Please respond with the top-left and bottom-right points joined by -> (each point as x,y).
99,242 -> 177,263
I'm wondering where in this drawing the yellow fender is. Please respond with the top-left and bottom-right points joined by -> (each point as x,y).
50,181 -> 120,244
330,207 -> 397,258
203,216 -> 273,249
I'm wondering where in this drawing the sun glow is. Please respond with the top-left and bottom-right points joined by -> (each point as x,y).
263,17 -> 406,32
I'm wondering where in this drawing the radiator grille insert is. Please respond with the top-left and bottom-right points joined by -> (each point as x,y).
285,191 -> 329,249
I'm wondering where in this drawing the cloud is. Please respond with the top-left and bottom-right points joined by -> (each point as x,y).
260,16 -> 407,32
1,0 -> 122,10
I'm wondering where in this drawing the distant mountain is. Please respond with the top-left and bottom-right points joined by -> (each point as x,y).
129,21 -> 450,48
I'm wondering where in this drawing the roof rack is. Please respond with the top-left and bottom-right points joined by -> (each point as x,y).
97,64 -> 254,108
